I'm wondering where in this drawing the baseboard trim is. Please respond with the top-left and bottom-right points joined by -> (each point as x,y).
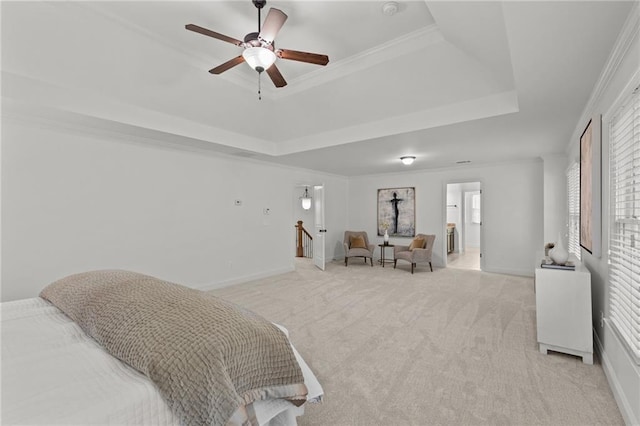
195,266 -> 295,292
594,324 -> 639,426
482,266 -> 533,277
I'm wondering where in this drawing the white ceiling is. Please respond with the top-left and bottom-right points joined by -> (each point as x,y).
1,1 -> 633,176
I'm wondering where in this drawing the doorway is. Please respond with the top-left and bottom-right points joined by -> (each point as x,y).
445,182 -> 482,270
293,183 -> 325,271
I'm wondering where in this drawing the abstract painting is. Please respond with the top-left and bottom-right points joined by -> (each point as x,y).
377,187 -> 415,237
580,119 -> 593,253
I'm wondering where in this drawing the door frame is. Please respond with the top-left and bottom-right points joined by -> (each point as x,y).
443,180 -> 484,270
293,182 -> 326,271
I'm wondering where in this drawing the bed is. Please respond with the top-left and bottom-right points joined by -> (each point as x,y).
1,270 -> 323,425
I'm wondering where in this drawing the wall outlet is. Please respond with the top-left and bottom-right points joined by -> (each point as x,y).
226,261 -> 233,269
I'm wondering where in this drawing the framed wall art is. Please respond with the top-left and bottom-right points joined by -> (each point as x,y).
580,116 -> 602,257
377,187 -> 415,237
580,119 -> 593,253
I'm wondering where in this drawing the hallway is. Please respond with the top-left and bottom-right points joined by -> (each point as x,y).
447,247 -> 481,270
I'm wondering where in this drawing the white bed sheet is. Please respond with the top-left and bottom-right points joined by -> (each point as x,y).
1,297 -> 322,425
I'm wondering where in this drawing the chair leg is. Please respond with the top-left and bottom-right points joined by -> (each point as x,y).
411,263 -> 414,274
393,260 -> 397,269
345,257 -> 348,267
370,257 -> 373,267
430,262 -> 433,272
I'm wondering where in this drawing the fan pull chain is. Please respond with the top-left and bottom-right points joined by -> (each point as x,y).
258,72 -> 262,100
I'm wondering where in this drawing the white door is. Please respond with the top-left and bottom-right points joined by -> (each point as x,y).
312,185 -> 326,271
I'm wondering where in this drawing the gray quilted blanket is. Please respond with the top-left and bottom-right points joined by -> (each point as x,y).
40,270 -> 308,425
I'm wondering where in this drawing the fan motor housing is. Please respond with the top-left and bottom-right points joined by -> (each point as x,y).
244,32 -> 260,46
243,32 -> 274,50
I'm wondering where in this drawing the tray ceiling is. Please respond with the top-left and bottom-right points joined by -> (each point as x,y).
1,1 -> 633,175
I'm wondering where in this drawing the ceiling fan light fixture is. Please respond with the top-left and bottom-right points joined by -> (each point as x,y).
242,46 -> 276,72
400,156 -> 416,165
185,2 -> 329,90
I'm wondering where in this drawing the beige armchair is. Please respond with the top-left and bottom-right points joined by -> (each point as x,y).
343,231 -> 375,267
393,234 -> 436,273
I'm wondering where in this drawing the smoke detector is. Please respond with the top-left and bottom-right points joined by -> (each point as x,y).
382,1 -> 399,16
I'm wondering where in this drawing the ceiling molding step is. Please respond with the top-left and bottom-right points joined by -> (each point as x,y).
3,98 -> 345,177
275,90 -> 519,156
2,99 -> 245,161
350,156 -> 543,180
567,1 -> 639,151
1,99 -> 188,152
2,72 -> 277,156
1,99 -> 196,154
272,25 -> 444,98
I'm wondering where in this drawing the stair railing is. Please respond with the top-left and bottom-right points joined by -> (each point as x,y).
295,220 -> 313,258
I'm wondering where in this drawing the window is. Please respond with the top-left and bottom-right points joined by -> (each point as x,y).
471,193 -> 481,224
608,86 -> 640,364
567,162 -> 581,260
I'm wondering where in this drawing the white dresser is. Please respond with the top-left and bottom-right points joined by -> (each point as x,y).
534,254 -> 593,364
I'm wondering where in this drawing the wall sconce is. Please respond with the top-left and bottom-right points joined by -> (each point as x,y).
300,187 -> 312,210
400,156 -> 416,165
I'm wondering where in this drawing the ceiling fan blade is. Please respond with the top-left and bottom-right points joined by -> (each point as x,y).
209,56 -> 245,74
259,8 -> 288,44
266,64 -> 287,88
185,24 -> 243,46
277,49 -> 329,66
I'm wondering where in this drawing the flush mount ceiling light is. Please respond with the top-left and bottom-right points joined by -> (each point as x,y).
400,156 -> 416,165
300,187 -> 312,210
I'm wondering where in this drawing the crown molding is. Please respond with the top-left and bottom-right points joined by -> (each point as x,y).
2,98 -> 349,180
276,90 -> 518,155
272,25 -> 444,99
567,1 -> 639,152
1,75 -> 276,156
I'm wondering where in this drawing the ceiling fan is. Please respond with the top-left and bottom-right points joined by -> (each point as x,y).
185,0 -> 329,90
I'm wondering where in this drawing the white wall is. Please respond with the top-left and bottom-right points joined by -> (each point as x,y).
445,185 -> 461,225
1,116 -> 348,302
562,7 -> 639,423
542,154 -> 568,246
348,161 -> 543,276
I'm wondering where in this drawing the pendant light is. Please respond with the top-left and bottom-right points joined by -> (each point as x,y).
301,187 -> 312,210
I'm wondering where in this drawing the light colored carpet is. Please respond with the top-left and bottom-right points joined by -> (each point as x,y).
211,259 -> 623,425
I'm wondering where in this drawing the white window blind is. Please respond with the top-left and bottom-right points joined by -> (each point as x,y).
567,162 -> 581,260
609,86 -> 640,364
